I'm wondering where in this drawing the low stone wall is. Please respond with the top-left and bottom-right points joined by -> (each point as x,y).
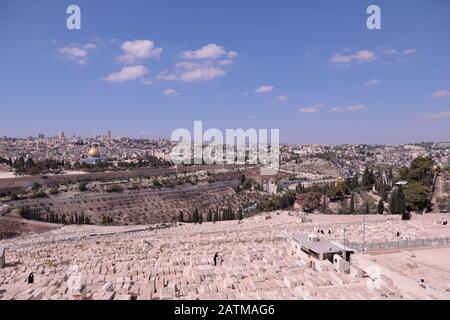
0,164 -> 244,194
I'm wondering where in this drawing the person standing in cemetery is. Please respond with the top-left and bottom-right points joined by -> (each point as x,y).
213,252 -> 219,266
27,273 -> 34,284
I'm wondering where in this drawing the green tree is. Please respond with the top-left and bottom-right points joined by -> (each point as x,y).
213,209 -> 219,222
409,156 -> 435,186
78,182 -> 87,192
390,185 -> 406,215
362,167 -> 375,189
377,199 -> 384,214
192,208 -> 199,223
364,201 -> 370,215
352,174 -> 360,190
399,166 -> 410,181
31,182 -> 41,191
404,181 -> 431,212
349,193 -> 355,214
388,167 -> 394,185
152,179 -> 162,188
381,183 -> 388,201
321,194 -> 328,214
296,192 -> 322,213
326,182 -> 346,202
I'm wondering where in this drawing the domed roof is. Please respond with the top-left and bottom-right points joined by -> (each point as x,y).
87,147 -> 100,158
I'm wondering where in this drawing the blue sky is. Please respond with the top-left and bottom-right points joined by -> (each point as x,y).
0,0 -> 449,144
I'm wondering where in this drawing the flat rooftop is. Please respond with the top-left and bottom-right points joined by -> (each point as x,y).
292,234 -> 350,254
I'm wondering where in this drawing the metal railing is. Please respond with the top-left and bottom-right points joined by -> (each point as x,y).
347,236 -> 450,252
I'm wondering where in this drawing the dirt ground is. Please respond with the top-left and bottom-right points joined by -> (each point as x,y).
374,247 -> 450,291
0,210 -> 60,240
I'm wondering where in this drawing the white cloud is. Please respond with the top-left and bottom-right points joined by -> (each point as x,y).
382,48 -> 397,55
330,50 -> 376,66
167,61 -> 226,82
227,51 -> 239,59
218,59 -> 234,66
277,95 -> 288,101
156,70 -> 177,81
366,79 -> 380,86
117,40 -> 162,64
298,104 -> 323,113
332,105 -> 366,112
402,49 -> 416,55
58,43 -> 96,65
330,53 -> 352,64
379,47 -> 416,61
179,67 -> 225,82
254,85 -> 274,93
164,88 -> 181,96
431,90 -> 450,99
176,61 -> 201,70
59,47 -> 87,58
140,79 -> 153,85
156,44 -> 236,83
424,111 -> 450,120
104,65 -> 148,82
182,44 -> 226,60
83,43 -> 97,50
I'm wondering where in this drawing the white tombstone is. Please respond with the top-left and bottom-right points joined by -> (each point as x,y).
102,282 -> 114,292
0,247 -> 5,268
333,254 -> 350,273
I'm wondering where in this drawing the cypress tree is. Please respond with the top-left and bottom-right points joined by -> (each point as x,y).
382,186 -> 388,202
377,199 -> 384,214
192,209 -> 199,223
352,174 -> 360,189
390,185 -> 406,214
349,193 -> 355,214
388,167 -> 394,185
322,195 -> 326,213
178,211 -> 184,223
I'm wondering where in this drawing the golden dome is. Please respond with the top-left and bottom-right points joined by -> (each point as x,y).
87,147 -> 100,157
